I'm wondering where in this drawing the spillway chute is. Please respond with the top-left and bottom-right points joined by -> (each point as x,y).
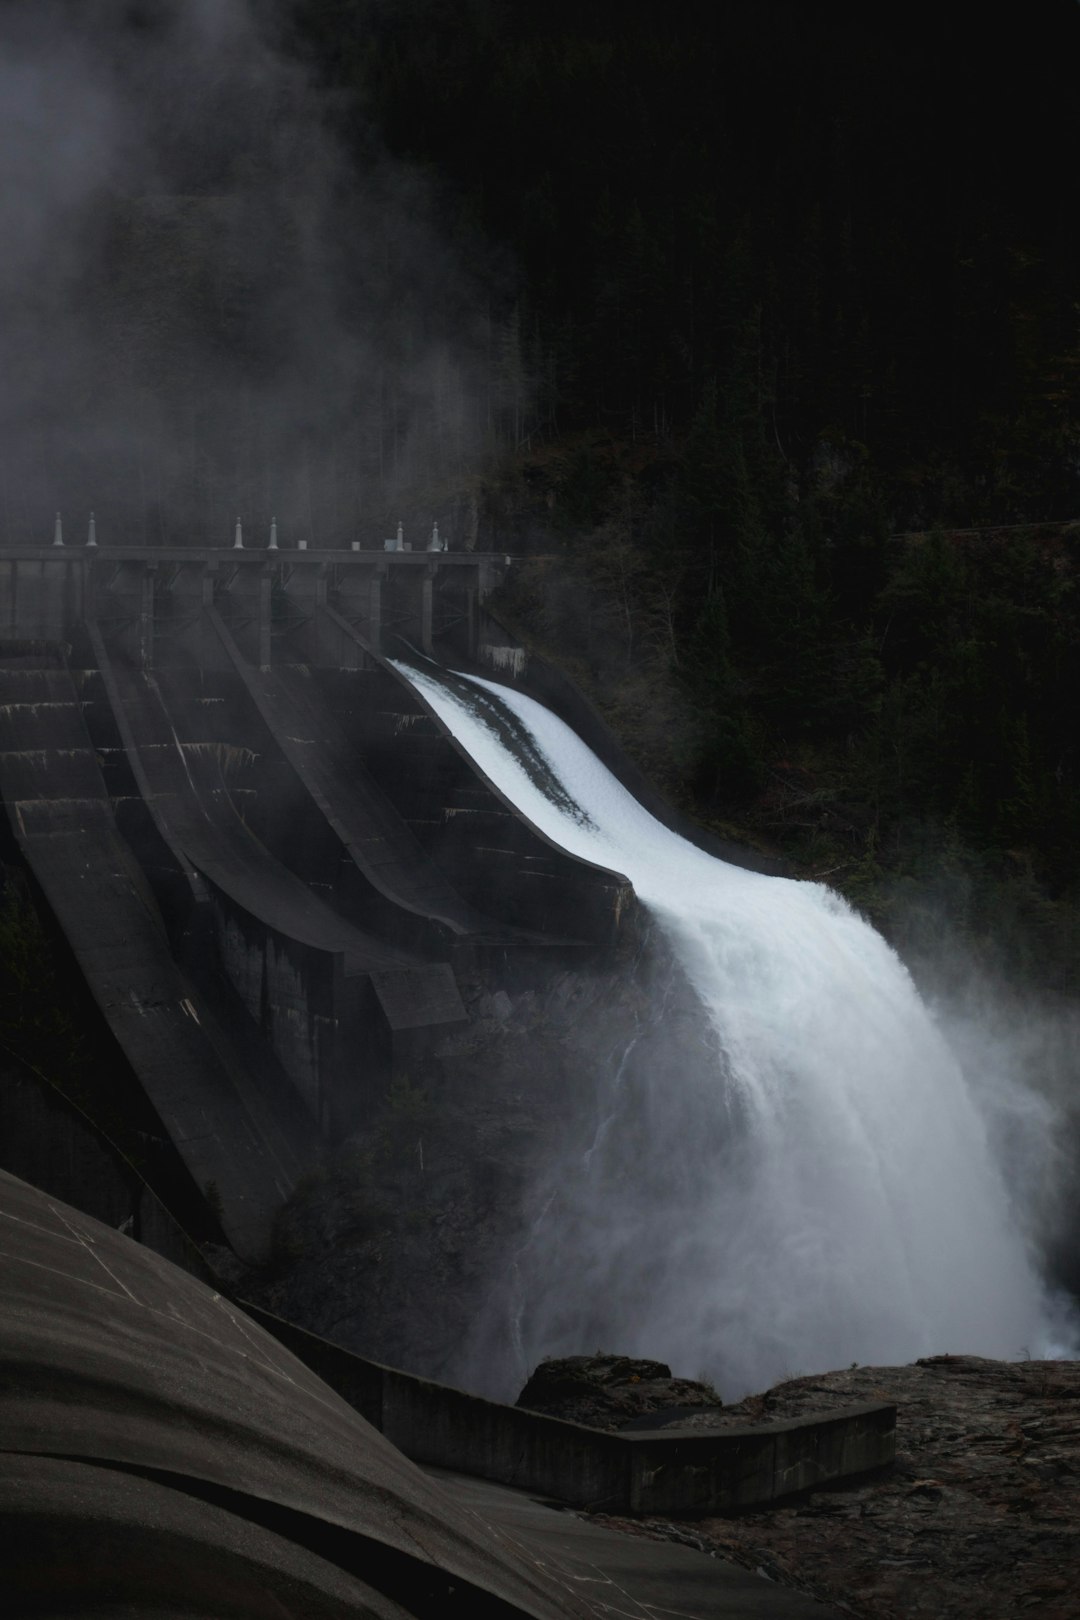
393,658 -> 1072,1398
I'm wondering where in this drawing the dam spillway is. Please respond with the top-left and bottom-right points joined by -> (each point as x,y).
3,538 -> 1069,1396
0,542 -> 634,1262
396,659 -> 1069,1398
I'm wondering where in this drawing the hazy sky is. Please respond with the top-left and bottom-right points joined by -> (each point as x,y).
0,0 -> 508,547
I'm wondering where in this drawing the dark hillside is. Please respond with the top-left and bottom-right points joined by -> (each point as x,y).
280,2 -> 1080,980
297,1 -> 1080,523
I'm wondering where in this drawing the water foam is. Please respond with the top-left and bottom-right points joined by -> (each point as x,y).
396,660 -> 1069,1395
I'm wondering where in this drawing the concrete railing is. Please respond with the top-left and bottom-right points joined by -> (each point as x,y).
242,1304 -> 896,1516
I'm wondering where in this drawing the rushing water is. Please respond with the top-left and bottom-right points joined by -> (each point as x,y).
396,659 -> 1070,1396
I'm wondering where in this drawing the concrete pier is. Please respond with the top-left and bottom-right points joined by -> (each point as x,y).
0,542 -> 505,665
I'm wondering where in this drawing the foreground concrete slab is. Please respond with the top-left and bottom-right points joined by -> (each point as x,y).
428,1469 -> 846,1619
0,1171 -> 596,1618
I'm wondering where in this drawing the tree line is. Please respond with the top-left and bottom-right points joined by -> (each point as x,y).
288,0 -> 1080,969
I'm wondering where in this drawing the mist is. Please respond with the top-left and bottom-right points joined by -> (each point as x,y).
0,0 -> 521,551
6,0 -> 1076,1408
399,661 -> 1080,1402
897,935 -> 1080,1333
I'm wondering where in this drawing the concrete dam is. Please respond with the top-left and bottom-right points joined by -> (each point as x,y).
0,538 -> 634,1263
0,534 -> 933,1599
3,530 -> 1051,1444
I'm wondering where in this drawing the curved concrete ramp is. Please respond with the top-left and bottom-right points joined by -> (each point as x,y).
0,651 -> 304,1262
316,606 -> 635,949
89,623 -> 420,978
0,1172 -> 593,1620
207,605 -> 491,941
0,1171 -> 843,1620
435,1470 -> 846,1620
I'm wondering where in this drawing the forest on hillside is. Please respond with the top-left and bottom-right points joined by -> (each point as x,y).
290,0 -> 1080,980
2,0 -> 1079,982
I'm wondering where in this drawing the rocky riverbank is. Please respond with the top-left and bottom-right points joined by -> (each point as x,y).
595,1356 -> 1080,1619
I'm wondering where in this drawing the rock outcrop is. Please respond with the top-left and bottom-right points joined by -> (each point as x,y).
595,1355 -> 1080,1619
516,1353 -> 723,1431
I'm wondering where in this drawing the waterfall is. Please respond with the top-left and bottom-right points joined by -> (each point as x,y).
395,661 -> 1074,1397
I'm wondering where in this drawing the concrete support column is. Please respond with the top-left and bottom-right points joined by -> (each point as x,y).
313,564 -> 333,664
139,564 -> 156,670
421,563 -> 435,655
467,571 -> 478,658
201,562 -> 217,667
257,569 -> 272,670
369,564 -> 384,653
1,560 -> 12,635
73,553 -> 86,626
83,556 -> 98,625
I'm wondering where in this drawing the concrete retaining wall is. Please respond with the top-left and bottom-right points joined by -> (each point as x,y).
242,1305 -> 896,1516
623,1404 -> 898,1515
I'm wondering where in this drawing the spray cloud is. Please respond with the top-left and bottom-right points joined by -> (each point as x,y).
0,0 -> 515,549
401,662 -> 1080,1399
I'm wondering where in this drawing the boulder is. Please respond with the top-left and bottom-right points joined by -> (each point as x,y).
515,1353 -> 723,1431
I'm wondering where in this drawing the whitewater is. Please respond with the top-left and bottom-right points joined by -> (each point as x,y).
397,660 -> 1069,1397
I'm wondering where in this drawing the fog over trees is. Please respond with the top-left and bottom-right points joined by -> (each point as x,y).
2,0 -> 1079,975
293,0 -> 1080,978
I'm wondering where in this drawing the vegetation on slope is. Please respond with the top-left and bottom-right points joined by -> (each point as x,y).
288,0 -> 1080,982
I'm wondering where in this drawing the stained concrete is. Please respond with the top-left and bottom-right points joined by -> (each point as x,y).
217,627 -> 490,941
0,653 -> 307,1260
426,1470 -> 846,1619
243,1306 -> 896,1518
0,1169 -> 848,1618
88,621 -> 464,1130
0,1057 -> 211,1279
0,1171 -> 594,1619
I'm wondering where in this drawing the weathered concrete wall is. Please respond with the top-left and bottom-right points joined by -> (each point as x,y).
243,1306 -> 897,1517
0,543 -> 507,673
0,556 -> 84,643
2,547 -> 636,956
208,888 -> 341,1125
0,654 -> 310,1262
0,550 -> 651,1269
0,1061 -> 214,1282
206,887 -> 388,1137
206,644 -> 481,953
624,1405 -> 898,1515
84,627 -> 445,1137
